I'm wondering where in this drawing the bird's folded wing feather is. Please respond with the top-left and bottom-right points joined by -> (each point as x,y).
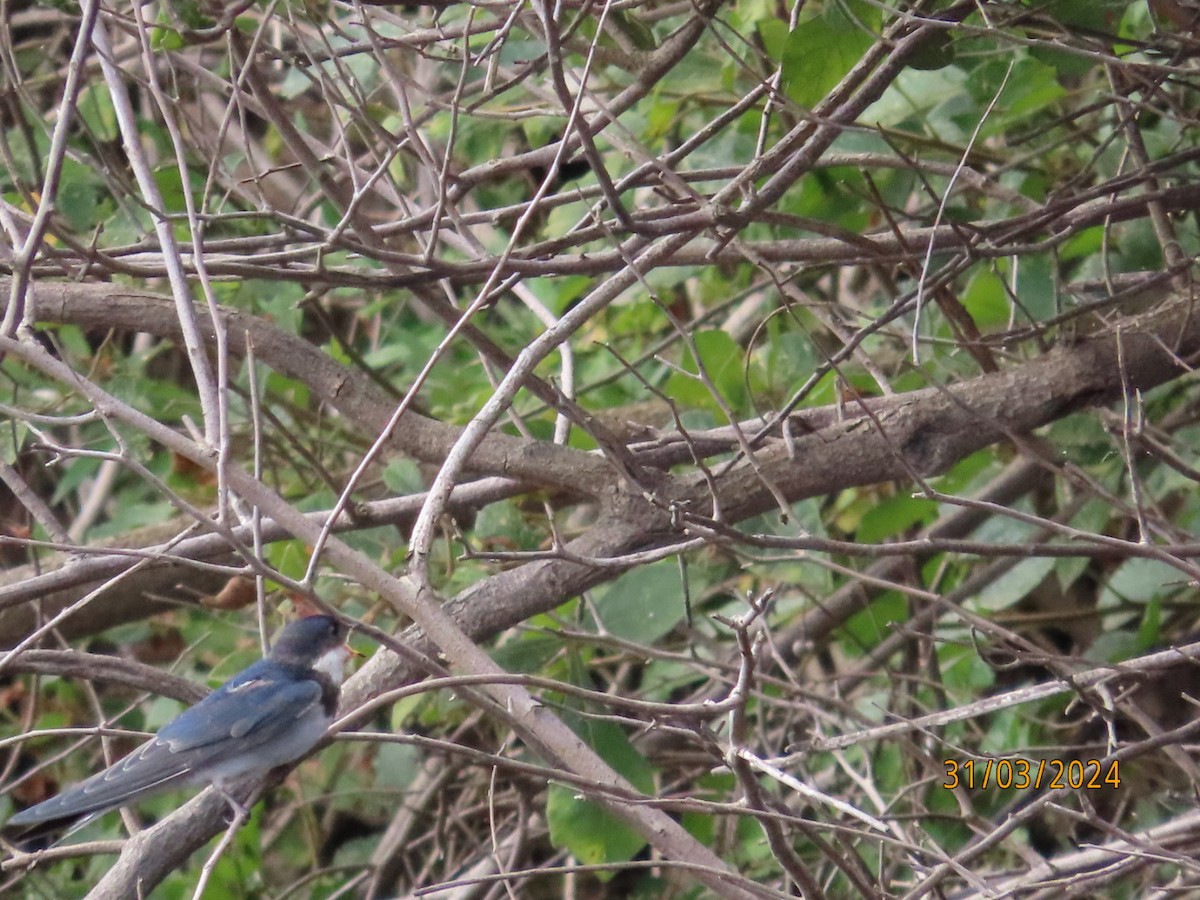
157,663 -> 323,757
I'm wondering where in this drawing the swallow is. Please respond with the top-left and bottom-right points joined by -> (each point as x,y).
3,615 -> 353,848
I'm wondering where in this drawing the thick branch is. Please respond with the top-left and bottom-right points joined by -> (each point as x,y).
6,279 -> 614,496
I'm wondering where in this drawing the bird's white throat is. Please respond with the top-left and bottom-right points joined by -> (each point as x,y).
314,645 -> 352,685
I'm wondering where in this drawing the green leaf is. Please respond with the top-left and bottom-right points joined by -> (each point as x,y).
1060,226 -> 1105,262
389,692 -> 425,732
907,30 -> 955,71
962,270 -> 1011,329
266,538 -> 311,582
528,274 -> 591,315
593,560 -> 686,643
492,633 -> 563,673
993,59 -> 1067,123
88,500 -> 175,540
382,458 -> 424,495
1138,595 -> 1162,649
1026,1 -> 1118,81
76,83 -> 118,142
1006,246 -> 1057,323
1055,499 -> 1113,588
152,164 -> 189,216
1100,558 -> 1184,605
1046,413 -> 1112,464
546,719 -> 653,874
143,695 -> 186,732
972,557 -> 1056,612
474,498 -> 542,551
932,449 -> 997,495
664,330 -> 747,415
941,645 -> 996,691
857,494 -> 938,543
547,784 -> 646,875
979,706 -> 1037,757
757,18 -> 788,62
55,159 -> 112,233
764,329 -> 818,400
841,591 -> 907,650
1085,629 -> 1140,663
151,26 -> 185,51
780,0 -> 879,109
608,10 -> 656,51
0,422 -> 27,465
1037,0 -> 1126,31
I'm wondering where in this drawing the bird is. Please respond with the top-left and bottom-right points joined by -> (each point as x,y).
3,615 -> 354,848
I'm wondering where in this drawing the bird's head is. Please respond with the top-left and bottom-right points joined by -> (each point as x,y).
269,615 -> 354,684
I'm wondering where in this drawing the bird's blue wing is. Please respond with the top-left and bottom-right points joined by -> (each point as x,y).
157,660 -> 323,755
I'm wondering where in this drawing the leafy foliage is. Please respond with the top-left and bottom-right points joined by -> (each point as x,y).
4,0 -> 1200,897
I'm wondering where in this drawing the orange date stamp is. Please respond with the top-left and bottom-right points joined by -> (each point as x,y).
943,758 -> 1120,790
